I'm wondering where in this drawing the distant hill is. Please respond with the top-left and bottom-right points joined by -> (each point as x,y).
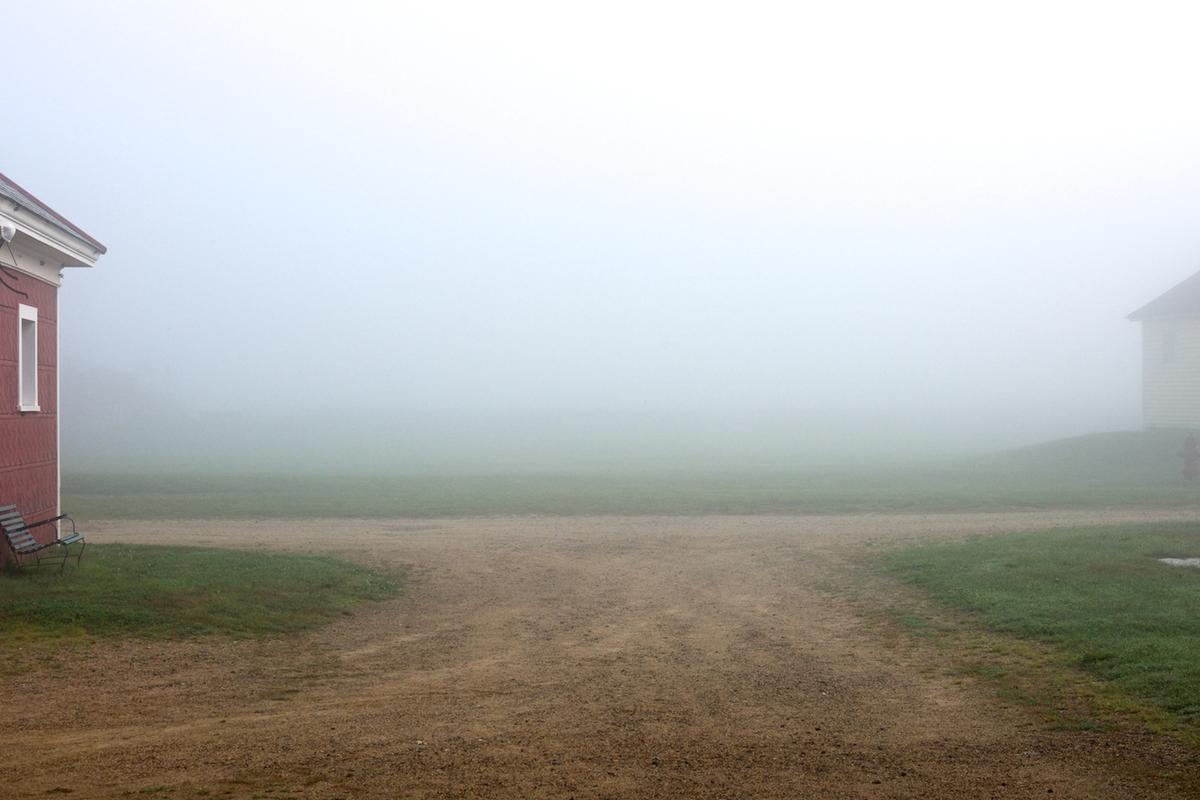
975,429 -> 1196,484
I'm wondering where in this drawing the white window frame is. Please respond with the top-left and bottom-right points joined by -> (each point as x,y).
18,303 -> 39,412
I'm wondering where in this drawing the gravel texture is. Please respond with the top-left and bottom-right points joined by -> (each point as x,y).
3,510 -> 1198,798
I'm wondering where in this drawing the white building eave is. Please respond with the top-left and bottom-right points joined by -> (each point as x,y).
0,202 -> 102,269
0,236 -> 64,286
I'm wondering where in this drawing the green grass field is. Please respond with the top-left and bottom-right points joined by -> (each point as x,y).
880,522 -> 1200,728
60,430 -> 1200,519
60,472 -> 1188,520
62,468 -> 1200,520
0,544 -> 400,641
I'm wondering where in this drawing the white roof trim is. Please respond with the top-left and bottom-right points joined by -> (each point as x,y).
0,236 -> 63,287
0,202 -> 101,269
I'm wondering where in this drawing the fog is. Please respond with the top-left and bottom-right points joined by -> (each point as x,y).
10,2 -> 1200,472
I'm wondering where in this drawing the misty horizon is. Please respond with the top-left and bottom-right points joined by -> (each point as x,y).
7,2 -> 1200,473
60,362 -> 1139,473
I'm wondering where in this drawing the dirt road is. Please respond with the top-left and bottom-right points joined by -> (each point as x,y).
3,512 -> 1197,798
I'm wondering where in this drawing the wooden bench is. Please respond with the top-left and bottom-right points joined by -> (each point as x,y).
0,505 -> 86,573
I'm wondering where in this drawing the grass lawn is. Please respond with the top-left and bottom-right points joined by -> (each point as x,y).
880,522 -> 1200,728
0,544 -> 400,641
57,429 -> 1200,519
61,470 -> 1200,521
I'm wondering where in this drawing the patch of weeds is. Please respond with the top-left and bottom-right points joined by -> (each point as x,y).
895,614 -> 935,636
966,662 -> 1007,680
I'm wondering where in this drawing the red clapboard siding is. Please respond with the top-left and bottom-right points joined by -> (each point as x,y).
0,275 -> 60,552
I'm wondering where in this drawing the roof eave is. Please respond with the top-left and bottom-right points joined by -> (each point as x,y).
0,170 -> 106,255
1127,309 -> 1200,322
0,204 -> 103,268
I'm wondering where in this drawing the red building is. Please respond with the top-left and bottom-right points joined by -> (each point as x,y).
0,172 -> 105,553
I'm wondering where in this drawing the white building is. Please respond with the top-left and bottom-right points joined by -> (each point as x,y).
1129,270 -> 1200,428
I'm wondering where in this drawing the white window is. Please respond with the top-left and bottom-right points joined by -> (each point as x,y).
17,303 -> 38,412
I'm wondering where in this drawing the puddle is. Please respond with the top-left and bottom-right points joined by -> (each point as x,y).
1158,557 -> 1200,568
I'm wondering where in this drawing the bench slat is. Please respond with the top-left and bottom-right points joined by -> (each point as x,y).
1,505 -> 83,564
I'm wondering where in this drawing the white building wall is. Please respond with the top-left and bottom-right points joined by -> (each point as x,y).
1143,317 -> 1200,428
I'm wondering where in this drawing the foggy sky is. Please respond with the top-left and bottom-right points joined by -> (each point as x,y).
10,2 -> 1200,468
